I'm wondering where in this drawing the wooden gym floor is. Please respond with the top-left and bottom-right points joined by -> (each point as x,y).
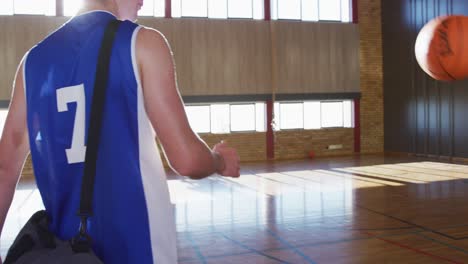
2,154 -> 468,263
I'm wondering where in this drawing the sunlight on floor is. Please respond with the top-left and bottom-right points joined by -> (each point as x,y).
337,162 -> 468,185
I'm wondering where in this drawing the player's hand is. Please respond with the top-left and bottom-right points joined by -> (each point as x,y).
213,141 -> 240,178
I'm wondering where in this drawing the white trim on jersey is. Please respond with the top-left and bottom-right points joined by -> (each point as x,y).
131,26 -> 178,264
22,51 -> 30,100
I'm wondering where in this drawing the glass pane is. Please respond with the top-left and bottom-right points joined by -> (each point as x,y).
279,103 -> 304,129
208,0 -> 227,19
172,0 -> 181,17
211,104 -> 230,134
321,101 -> 343,128
139,0 -> 154,16
319,0 -> 341,21
231,104 -> 255,132
256,103 -> 266,132
304,101 -> 321,129
341,0 -> 351,22
64,0 -> 83,16
302,0 -> 318,21
185,105 -> 211,133
343,100 -> 353,128
270,0 -> 278,20
14,0 -> 48,15
181,0 -> 208,17
252,0 -> 263,19
45,0 -> 55,16
154,0 -> 165,17
228,0 -> 252,18
273,102 -> 280,131
278,0 -> 301,20
0,0 -> 14,15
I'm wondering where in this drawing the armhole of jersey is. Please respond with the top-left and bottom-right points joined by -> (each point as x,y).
22,51 -> 30,100
131,26 -> 143,95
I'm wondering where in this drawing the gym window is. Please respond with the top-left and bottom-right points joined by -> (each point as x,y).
63,0 -> 81,16
185,105 -> 211,133
63,0 -> 166,17
274,100 -> 354,130
185,103 -> 266,134
271,0 -> 351,22
1,0 -> 55,16
138,0 -> 165,17
172,0 -> 264,19
2,0 -> 352,23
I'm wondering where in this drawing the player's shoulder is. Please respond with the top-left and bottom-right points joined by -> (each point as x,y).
136,26 -> 170,51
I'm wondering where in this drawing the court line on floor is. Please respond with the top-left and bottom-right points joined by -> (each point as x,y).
217,232 -> 293,264
185,225 -> 296,263
415,232 -> 468,255
362,231 -> 463,264
177,229 -> 425,262
265,228 -> 317,264
356,204 -> 468,240
185,231 -> 207,264
178,216 -> 468,262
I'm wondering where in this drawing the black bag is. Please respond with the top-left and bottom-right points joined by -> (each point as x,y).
4,19 -> 122,264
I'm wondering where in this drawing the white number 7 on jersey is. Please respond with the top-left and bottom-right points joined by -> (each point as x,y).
57,84 -> 86,164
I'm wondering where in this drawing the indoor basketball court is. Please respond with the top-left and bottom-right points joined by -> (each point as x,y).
2,0 -> 468,263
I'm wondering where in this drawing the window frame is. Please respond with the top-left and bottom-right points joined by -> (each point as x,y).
1,0 -> 353,23
277,101 -> 305,130
320,100 -> 345,128
3,0 -> 56,16
273,100 -> 354,131
185,101 -> 266,134
229,103 -> 257,133
318,0 -> 342,22
227,0 -> 254,19
185,104 -> 212,134
271,0 -> 352,23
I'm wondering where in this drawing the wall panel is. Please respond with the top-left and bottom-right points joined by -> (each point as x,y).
383,0 -> 468,158
0,16 -> 359,99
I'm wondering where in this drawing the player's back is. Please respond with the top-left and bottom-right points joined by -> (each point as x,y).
23,11 -> 177,263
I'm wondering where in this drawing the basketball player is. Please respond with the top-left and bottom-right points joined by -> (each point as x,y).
0,0 -> 240,263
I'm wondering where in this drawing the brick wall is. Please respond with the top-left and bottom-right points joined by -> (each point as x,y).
199,133 -> 266,162
199,129 -> 353,162
359,0 -> 384,153
158,133 -> 267,169
275,129 -> 354,160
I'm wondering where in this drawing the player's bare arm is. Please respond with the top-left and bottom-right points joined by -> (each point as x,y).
136,27 -> 240,179
0,58 -> 30,249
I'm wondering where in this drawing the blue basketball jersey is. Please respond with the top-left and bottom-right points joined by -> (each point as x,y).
23,11 -> 177,263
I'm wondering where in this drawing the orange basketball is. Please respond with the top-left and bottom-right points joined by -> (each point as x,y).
415,15 -> 468,81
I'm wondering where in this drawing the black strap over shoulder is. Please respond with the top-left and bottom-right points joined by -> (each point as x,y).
72,19 -> 122,252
